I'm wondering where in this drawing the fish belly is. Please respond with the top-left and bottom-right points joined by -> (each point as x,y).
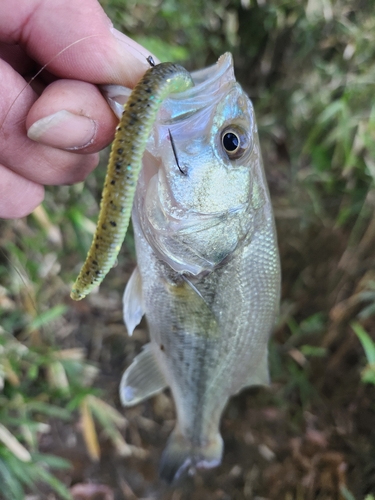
129,202 -> 280,481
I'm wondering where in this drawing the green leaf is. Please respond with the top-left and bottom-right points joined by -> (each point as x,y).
300,345 -> 327,357
351,322 -> 375,364
0,457 -> 24,500
358,302 -> 375,320
5,453 -> 34,490
25,401 -> 71,420
32,452 -> 71,471
339,485 -> 356,500
28,304 -> 67,331
361,365 -> 375,385
36,466 -> 73,500
318,99 -> 345,124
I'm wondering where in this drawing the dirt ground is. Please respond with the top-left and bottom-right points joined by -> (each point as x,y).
37,155 -> 375,500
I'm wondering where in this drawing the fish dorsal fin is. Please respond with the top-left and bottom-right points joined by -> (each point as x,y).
119,343 -> 168,407
123,266 -> 144,336
245,346 -> 270,387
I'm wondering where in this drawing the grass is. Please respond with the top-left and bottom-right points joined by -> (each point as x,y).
1,0 -> 375,498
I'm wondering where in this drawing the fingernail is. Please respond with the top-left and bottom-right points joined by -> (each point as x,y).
27,110 -> 97,150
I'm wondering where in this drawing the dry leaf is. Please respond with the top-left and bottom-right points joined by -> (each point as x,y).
0,423 -> 31,462
80,398 -> 100,461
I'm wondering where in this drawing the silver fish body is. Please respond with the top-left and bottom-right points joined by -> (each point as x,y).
112,53 -> 280,482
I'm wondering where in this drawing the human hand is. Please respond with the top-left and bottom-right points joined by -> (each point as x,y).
0,0 -> 157,219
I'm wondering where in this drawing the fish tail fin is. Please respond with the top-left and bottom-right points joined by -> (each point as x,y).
159,429 -> 223,484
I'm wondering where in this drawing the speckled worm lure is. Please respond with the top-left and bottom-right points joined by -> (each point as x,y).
70,62 -> 194,300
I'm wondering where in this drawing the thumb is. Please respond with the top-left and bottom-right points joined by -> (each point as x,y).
0,0 -> 158,87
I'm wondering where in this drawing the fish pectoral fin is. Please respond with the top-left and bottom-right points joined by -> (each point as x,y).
245,346 -> 270,388
123,266 -> 144,336
119,343 -> 168,407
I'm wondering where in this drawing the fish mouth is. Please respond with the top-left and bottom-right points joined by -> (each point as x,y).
101,53 -> 235,123
159,52 -> 236,122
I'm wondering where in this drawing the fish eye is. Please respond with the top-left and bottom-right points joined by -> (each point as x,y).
221,126 -> 251,160
223,132 -> 239,152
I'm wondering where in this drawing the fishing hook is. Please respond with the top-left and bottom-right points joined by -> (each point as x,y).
168,128 -> 186,175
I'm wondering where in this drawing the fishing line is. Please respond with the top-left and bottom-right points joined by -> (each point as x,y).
0,33 -> 154,132
0,242 -> 38,318
0,34 -> 107,132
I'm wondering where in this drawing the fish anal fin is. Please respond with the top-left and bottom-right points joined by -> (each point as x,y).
119,343 -> 167,407
123,266 -> 144,336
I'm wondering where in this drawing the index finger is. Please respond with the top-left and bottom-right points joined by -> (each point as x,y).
0,0 -> 157,87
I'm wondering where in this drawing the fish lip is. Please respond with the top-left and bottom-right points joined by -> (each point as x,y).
159,53 -> 236,121
168,52 -> 234,101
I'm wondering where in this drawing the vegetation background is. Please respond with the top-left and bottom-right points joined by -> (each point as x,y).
0,0 -> 374,498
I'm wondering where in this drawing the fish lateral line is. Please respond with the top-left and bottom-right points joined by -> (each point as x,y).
70,62 -> 194,301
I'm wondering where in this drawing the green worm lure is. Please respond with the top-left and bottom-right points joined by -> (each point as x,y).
70,62 -> 194,301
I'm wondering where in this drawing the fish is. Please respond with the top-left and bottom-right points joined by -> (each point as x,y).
107,53 -> 281,482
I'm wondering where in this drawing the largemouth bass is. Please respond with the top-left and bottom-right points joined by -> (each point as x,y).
104,53 -> 281,482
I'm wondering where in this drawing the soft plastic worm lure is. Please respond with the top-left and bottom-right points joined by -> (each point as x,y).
70,63 -> 194,300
